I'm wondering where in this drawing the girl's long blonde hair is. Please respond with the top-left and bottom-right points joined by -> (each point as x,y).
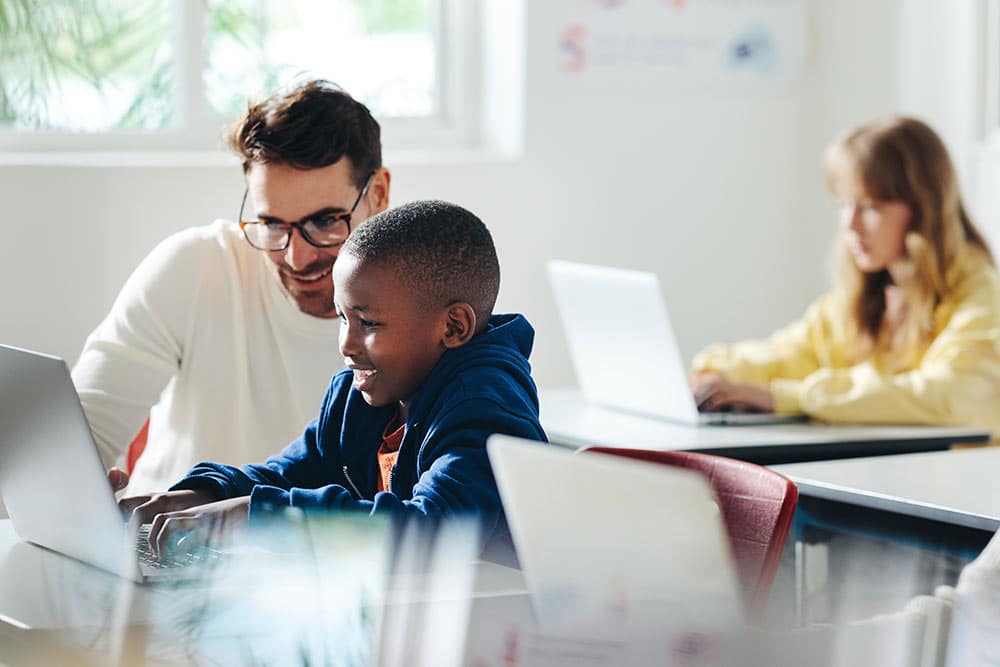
825,116 -> 993,365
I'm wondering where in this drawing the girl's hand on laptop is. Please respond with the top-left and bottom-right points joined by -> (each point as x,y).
145,496 -> 251,560
691,372 -> 775,413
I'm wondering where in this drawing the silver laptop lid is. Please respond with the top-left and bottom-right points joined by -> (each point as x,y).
0,345 -> 131,577
548,260 -> 700,423
488,435 -> 743,639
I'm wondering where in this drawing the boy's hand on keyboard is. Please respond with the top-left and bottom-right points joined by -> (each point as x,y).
119,489 -> 216,525
146,496 -> 251,560
691,372 -> 775,413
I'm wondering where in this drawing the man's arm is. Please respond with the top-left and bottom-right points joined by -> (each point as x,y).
72,229 -> 209,467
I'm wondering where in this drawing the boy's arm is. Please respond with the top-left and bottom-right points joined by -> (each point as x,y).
167,374 -> 353,498
166,418 -> 327,498
247,399 -> 547,532
123,390 -> 342,554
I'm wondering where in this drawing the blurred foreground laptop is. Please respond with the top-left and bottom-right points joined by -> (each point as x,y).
548,260 -> 804,425
488,434 -> 744,655
0,344 -> 212,582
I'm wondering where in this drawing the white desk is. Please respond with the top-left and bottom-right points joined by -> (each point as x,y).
772,448 -> 1000,533
0,519 -> 531,665
540,387 -> 992,464
772,449 -> 1000,624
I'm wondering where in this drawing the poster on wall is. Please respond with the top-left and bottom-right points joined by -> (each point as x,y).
552,0 -> 807,92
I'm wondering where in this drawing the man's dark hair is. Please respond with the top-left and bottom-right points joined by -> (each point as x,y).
345,200 -> 501,325
226,79 -> 381,187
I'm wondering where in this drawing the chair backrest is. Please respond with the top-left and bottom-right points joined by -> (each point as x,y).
125,417 -> 150,475
580,447 -> 798,614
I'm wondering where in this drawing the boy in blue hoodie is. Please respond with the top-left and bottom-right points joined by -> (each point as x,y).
120,200 -> 546,560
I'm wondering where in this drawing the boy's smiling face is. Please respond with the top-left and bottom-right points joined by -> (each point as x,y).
333,252 -> 450,418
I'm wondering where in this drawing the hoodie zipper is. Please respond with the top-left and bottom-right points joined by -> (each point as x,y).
342,466 -> 364,499
387,465 -> 397,494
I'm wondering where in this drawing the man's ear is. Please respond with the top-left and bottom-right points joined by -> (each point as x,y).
442,302 -> 477,349
366,168 -> 391,216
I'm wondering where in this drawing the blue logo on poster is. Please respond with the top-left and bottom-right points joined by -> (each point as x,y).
729,24 -> 776,73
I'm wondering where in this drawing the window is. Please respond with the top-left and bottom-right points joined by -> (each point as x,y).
0,0 -> 476,153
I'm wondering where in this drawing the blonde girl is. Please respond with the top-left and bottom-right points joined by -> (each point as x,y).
691,116 -> 1000,434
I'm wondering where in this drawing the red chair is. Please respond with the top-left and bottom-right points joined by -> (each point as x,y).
125,417 -> 150,475
580,447 -> 798,615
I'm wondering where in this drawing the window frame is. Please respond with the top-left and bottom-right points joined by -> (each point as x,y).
0,0 -> 479,155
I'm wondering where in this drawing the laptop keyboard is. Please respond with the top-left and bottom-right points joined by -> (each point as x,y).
135,524 -> 217,569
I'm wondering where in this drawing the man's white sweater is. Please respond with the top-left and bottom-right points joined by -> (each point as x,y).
72,221 -> 340,495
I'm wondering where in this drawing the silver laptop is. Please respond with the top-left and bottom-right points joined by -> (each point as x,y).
548,260 -> 804,425
488,435 -> 744,651
0,344 -> 208,582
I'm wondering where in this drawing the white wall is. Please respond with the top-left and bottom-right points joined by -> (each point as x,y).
2,0 -> 970,392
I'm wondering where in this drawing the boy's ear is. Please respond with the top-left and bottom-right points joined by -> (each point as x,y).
441,302 -> 477,349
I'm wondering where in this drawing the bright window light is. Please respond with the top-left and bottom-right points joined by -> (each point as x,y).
0,1 -> 177,132
0,0 -> 459,152
203,0 -> 437,121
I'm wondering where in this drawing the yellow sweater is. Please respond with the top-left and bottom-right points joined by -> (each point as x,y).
692,250 -> 1000,437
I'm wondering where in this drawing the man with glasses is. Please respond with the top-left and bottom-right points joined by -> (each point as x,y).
72,80 -> 391,495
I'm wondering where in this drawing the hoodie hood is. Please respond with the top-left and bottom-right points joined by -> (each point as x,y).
405,313 -> 537,425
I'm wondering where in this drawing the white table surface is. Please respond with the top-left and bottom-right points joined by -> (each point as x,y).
0,518 -> 533,665
0,519 -> 526,630
539,387 -> 991,463
771,447 -> 1000,532
0,519 -> 151,631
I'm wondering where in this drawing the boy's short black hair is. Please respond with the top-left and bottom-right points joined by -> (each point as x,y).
226,79 -> 381,188
344,200 -> 500,325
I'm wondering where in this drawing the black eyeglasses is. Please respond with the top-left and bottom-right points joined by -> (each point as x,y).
238,173 -> 374,251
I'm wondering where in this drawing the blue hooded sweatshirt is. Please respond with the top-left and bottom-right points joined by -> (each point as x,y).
170,313 -> 547,554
